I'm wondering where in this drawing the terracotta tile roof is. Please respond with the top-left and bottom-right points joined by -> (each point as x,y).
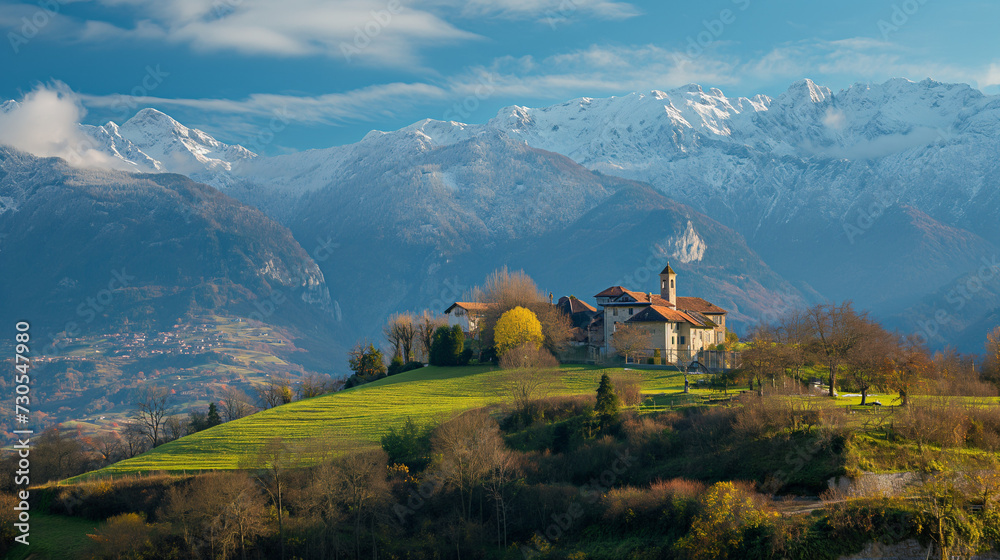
627,305 -> 717,328
444,302 -> 491,314
596,287 -> 726,318
675,297 -> 727,315
594,286 -> 627,298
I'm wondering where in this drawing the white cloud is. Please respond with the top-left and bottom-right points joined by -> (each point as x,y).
74,43 -> 738,131
79,82 -> 451,125
11,0 -> 479,66
444,0 -> 641,21
980,63 -> 1000,88
0,0 -> 639,65
822,108 -> 846,131
0,85 -> 126,169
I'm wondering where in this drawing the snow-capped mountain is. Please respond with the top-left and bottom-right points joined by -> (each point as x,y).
79,108 -> 256,185
6,77 -> 999,349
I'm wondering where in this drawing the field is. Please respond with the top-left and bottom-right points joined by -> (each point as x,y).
72,361 -> 993,480
76,364 -> 717,478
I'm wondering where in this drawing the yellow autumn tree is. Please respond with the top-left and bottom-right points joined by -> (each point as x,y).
494,306 -> 544,356
675,481 -> 777,560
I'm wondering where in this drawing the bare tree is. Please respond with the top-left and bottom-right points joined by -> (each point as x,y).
416,311 -> 446,363
297,374 -> 338,400
843,322 -> 897,405
384,313 -> 417,361
93,431 -> 124,465
133,386 -> 170,448
242,437 -> 294,560
431,410 -> 507,521
472,267 -> 572,354
255,377 -> 292,409
984,326 -> 1000,386
740,325 -> 786,395
504,367 -> 555,411
221,387 -> 257,421
806,302 -> 869,397
498,341 -> 559,370
887,334 -> 932,407
163,472 -> 268,560
163,415 -> 187,442
335,450 -> 391,559
611,324 -> 648,364
121,422 -> 149,458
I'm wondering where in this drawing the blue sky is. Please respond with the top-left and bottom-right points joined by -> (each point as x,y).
2,0 -> 999,153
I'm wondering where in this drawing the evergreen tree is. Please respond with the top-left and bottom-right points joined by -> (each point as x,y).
206,402 -> 222,428
431,326 -> 466,366
595,373 -> 620,430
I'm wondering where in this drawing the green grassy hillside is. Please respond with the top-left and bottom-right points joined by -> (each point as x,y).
77,364 -> 700,478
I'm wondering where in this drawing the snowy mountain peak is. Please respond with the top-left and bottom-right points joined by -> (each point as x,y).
785,78 -> 832,104
73,108 -> 257,181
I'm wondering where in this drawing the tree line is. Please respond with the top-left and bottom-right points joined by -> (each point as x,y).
732,302 -> 1000,403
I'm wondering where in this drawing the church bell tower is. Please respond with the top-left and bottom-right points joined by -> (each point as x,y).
659,263 -> 676,304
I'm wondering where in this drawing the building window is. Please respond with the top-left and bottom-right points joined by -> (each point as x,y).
671,336 -> 675,344
628,308 -> 633,315
670,279 -> 674,288
680,336 -> 686,345
613,308 -> 618,316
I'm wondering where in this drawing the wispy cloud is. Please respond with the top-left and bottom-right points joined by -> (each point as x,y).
1,0 -> 639,66
440,0 -> 641,21
744,38 -> 995,88
80,82 -> 451,125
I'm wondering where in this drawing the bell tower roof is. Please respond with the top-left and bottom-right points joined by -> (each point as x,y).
660,263 -> 676,275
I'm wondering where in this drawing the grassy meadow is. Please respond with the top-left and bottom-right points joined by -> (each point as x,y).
75,364 -> 695,478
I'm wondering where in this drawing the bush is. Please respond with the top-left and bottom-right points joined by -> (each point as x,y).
612,372 -> 643,406
674,481 -> 778,560
603,478 -> 705,533
387,354 -> 405,375
381,417 -> 433,470
499,342 -> 559,370
388,357 -> 424,376
86,512 -> 165,560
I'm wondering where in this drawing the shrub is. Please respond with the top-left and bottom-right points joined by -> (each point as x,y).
499,342 -> 559,370
387,354 -> 405,375
602,478 -> 705,533
612,372 -> 643,406
674,481 -> 778,560
86,512 -> 164,560
381,417 -> 433,471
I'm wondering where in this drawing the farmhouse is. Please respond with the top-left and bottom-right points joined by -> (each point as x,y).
443,301 -> 490,334
592,264 -> 727,364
